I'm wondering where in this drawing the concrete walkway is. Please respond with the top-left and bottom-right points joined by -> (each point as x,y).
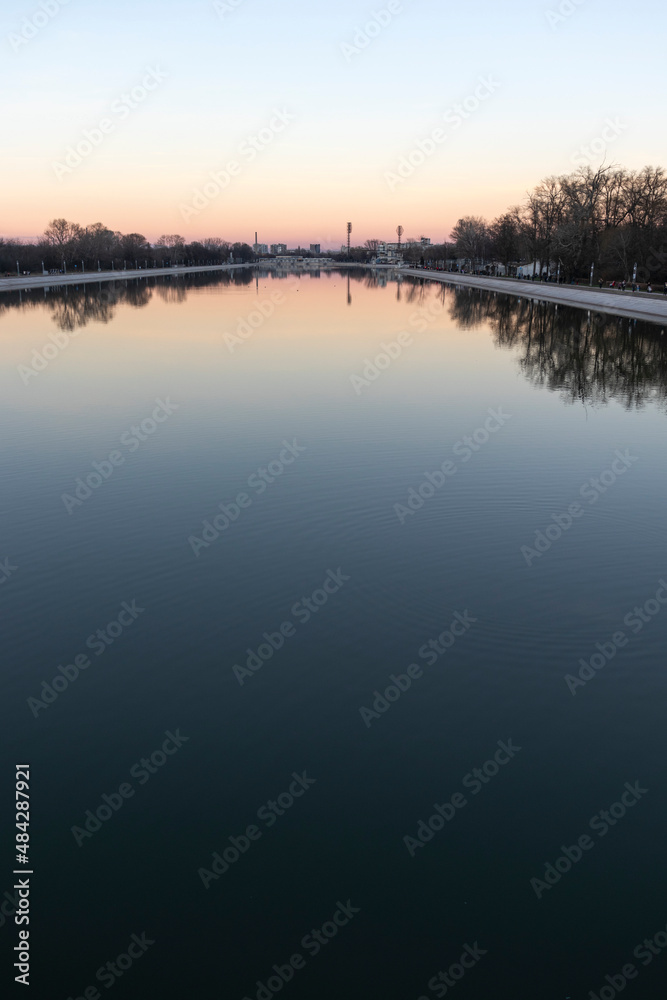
396,268 -> 667,324
0,262 -> 252,293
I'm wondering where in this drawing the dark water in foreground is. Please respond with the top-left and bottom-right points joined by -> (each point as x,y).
1,269 -> 667,999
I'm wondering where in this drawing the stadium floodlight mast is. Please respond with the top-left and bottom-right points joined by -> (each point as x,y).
347,222 -> 352,258
396,225 -> 404,253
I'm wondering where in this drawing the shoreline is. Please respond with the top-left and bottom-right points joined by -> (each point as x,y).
0,262 -> 252,293
393,267 -> 667,325
2,261 -> 667,324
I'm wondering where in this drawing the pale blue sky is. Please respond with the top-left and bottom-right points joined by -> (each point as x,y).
1,0 -> 663,244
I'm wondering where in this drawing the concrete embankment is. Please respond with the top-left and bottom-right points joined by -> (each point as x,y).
395,268 -> 667,324
0,262 -> 252,293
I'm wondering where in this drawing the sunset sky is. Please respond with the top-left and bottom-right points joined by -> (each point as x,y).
1,0 -> 664,247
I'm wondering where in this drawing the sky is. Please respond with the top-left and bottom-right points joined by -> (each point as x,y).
1,0 -> 664,248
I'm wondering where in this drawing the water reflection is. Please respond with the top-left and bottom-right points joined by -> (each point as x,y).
2,268 -> 666,411
444,283 -> 667,411
0,268 -> 256,332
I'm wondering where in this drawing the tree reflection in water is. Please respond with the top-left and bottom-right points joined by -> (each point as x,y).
2,269 -> 666,412
406,277 -> 667,412
0,268 -> 256,332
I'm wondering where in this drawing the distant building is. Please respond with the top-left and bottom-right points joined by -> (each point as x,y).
270,243 -> 287,255
310,244 -> 321,254
254,243 -> 269,254
375,242 -> 403,265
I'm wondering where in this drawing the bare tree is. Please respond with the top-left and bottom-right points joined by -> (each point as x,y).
451,216 -> 489,263
156,234 -> 186,249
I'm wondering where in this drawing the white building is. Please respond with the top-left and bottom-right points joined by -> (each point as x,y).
517,261 -> 559,278
375,242 -> 403,265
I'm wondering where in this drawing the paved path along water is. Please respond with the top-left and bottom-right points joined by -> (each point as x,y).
396,267 -> 667,324
0,262 -> 251,293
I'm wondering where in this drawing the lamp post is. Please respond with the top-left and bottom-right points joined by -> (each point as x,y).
589,262 -> 594,286
16,261 -> 20,277
82,260 -> 85,274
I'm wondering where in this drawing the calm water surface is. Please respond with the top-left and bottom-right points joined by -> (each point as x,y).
1,269 -> 667,999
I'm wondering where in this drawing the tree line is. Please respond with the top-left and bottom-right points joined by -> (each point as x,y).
0,219 -> 255,274
444,165 -> 667,282
4,165 -> 667,281
354,165 -> 667,282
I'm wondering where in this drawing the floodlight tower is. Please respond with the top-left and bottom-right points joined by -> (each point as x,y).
396,225 -> 404,252
347,222 -> 352,259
